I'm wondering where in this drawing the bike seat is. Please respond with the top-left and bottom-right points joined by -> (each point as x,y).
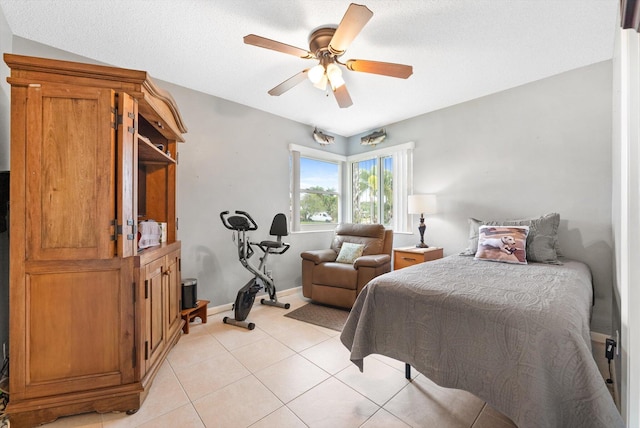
260,240 -> 286,249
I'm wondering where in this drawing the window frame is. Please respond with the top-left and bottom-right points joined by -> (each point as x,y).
346,141 -> 415,233
289,144 -> 346,232
289,141 -> 414,233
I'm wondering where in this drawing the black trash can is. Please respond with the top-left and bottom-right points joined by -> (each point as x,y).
181,278 -> 198,309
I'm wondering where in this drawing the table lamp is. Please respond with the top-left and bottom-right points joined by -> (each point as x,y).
408,194 -> 437,248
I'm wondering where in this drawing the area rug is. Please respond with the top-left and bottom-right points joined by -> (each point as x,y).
284,303 -> 350,331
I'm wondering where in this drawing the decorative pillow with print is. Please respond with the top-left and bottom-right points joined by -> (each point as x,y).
474,225 -> 529,265
460,213 -> 561,264
336,242 -> 365,264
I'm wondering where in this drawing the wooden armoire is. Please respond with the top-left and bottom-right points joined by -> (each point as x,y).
3,54 -> 188,427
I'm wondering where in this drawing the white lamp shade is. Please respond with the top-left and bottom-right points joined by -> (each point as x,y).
408,194 -> 437,215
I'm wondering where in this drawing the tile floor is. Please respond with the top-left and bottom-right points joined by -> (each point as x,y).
33,289 -> 613,428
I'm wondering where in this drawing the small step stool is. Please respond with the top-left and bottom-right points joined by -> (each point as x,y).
180,299 -> 210,334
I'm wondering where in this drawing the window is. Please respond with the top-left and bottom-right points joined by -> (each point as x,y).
290,142 -> 413,233
351,156 -> 393,226
300,157 -> 339,224
347,142 -> 414,232
290,145 -> 345,232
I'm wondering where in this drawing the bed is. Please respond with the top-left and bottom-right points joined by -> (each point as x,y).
340,255 -> 624,428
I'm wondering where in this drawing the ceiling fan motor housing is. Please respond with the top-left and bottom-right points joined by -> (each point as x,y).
308,27 -> 340,57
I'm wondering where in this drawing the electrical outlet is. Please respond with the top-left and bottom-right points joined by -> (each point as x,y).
606,338 -> 616,360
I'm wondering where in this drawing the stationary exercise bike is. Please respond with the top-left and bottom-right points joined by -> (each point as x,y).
219,210 -> 291,330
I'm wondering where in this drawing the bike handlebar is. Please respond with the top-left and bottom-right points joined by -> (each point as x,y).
219,210 -> 258,231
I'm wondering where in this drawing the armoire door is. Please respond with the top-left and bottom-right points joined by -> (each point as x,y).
165,249 -> 182,339
144,256 -> 166,372
116,92 -> 138,258
24,83 -> 116,261
18,261 -> 135,399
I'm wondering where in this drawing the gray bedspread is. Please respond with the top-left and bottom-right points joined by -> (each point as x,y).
340,255 -> 623,428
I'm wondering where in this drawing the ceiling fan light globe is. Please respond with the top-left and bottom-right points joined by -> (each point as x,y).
313,74 -> 328,91
329,74 -> 345,90
326,63 -> 345,90
308,64 -> 325,84
326,62 -> 341,77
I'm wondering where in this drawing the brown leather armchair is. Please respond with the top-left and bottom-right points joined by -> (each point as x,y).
301,223 -> 393,309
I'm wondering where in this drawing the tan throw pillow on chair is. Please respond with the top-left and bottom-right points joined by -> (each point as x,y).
336,243 -> 365,264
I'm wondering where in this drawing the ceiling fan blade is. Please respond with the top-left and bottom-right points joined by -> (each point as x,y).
244,34 -> 313,59
328,3 -> 373,56
345,59 -> 413,79
268,69 -> 309,96
333,84 -> 353,108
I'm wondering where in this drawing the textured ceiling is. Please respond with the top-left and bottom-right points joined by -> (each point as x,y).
0,0 -> 618,137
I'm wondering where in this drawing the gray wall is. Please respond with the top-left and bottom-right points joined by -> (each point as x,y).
3,37 -> 614,333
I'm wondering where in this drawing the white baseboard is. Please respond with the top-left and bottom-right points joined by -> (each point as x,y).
206,286 -> 301,316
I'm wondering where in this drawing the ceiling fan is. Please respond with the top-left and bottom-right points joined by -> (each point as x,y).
243,3 -> 413,108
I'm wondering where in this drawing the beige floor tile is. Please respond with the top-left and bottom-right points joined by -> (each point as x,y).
383,375 -> 485,428
251,309 -> 307,336
307,322 -> 342,337
167,331 -> 227,370
249,406 -> 307,428
287,377 -> 378,427
205,315 -> 270,350
193,375 -> 282,428
242,305 -> 276,320
300,336 -> 353,375
336,356 -> 411,406
231,336 -> 295,372
270,321 -> 333,352
101,360 -> 190,427
173,350 -> 250,401
360,409 -> 412,428
180,320 -> 213,341
471,403 -> 517,428
137,404 -> 205,428
254,354 -> 330,403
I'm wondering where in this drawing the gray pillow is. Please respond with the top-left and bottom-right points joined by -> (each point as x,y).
460,213 -> 561,264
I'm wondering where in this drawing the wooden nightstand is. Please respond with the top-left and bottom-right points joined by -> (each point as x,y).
393,246 -> 444,270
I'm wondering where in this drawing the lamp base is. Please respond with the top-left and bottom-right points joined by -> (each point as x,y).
417,220 -> 428,249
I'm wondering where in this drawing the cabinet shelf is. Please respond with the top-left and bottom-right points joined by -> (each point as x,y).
138,135 -> 176,164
